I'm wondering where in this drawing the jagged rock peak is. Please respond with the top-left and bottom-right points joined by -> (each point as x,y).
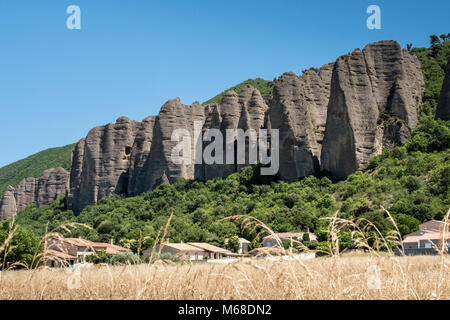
14,177 -> 37,212
67,116 -> 141,214
36,167 -> 69,208
267,63 -> 333,182
196,85 -> 269,181
0,186 -> 16,221
0,167 -> 69,220
321,40 -> 425,181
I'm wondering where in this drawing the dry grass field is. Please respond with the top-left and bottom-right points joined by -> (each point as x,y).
0,254 -> 448,300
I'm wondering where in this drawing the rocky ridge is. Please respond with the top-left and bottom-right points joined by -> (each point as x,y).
0,40 -> 428,218
0,168 -> 69,220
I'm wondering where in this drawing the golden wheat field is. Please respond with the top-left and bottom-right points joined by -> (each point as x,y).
0,255 -> 448,300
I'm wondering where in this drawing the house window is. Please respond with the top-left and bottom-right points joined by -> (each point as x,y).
424,242 -> 432,249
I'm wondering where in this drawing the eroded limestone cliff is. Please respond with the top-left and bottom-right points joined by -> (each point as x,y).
0,40 -> 427,217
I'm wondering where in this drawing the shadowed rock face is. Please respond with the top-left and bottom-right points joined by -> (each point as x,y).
436,58 -> 450,121
321,41 -> 424,181
0,168 -> 69,220
0,186 -> 17,221
66,99 -> 207,214
1,40 -> 426,218
14,177 -> 37,212
67,117 -> 141,214
268,63 -> 334,182
36,168 -> 70,207
127,116 -> 156,197
196,86 -> 269,180
133,99 -> 207,194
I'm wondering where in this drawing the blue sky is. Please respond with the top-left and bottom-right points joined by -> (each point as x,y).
0,0 -> 449,167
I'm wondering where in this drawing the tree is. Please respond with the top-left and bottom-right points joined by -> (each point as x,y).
0,220 -> 40,269
225,235 -> 240,253
406,43 -> 413,52
393,214 -> 420,237
440,34 -> 447,43
430,35 -> 440,46
85,250 -> 111,264
110,251 -> 139,265
302,232 -> 310,242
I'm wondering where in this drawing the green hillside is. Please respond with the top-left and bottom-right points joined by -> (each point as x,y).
202,78 -> 274,105
0,144 -> 76,198
12,37 -> 450,256
2,36 -> 449,260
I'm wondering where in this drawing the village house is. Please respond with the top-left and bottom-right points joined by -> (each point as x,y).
45,237 -> 129,267
144,243 -> 206,261
143,242 -> 229,261
401,220 -> 450,255
262,232 -> 317,248
238,238 -> 250,254
187,242 -> 229,259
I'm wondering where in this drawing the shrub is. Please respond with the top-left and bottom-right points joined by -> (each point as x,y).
85,250 -> 111,264
110,251 -> 139,265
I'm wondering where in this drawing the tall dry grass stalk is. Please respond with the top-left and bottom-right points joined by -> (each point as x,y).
0,255 -> 447,300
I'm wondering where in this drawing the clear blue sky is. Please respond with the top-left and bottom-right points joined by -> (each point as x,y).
0,0 -> 449,167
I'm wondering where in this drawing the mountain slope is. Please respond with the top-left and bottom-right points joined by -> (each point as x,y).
0,144 -> 75,198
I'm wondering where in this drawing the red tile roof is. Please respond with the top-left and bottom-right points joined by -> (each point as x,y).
45,249 -> 77,260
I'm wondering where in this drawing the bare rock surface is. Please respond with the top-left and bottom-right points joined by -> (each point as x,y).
36,168 -> 69,207
0,167 -> 70,220
0,186 -> 17,221
267,63 -> 333,182
321,41 -> 424,180
68,117 -> 140,214
197,86 -> 269,180
14,177 -> 37,212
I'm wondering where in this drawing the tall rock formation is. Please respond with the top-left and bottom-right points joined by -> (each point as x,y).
67,100 -> 207,213
196,85 -> 269,180
436,58 -> 450,121
67,117 -> 140,214
36,168 -> 70,207
14,177 -> 37,212
267,63 -> 333,182
128,99 -> 206,196
0,168 -> 69,220
127,116 -> 156,196
0,186 -> 17,221
321,40 -> 424,180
